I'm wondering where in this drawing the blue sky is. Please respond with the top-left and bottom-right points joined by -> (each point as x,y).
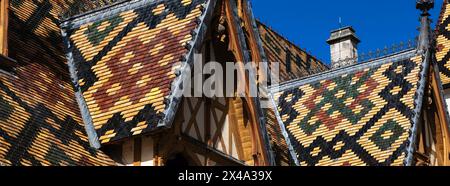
252,0 -> 442,65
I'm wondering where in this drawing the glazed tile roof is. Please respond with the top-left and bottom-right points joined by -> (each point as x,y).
0,0 -> 115,166
269,50 -> 427,166
436,0 -> 450,86
257,21 -> 329,82
265,108 -> 296,166
62,0 -> 209,144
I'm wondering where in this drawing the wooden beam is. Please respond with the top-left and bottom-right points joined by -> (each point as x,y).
0,0 -> 8,56
205,42 -> 212,148
153,135 -> 161,166
133,137 -> 142,166
228,98 -> 246,161
430,64 -> 450,165
181,134 -> 246,166
223,0 -> 269,166
241,1 -> 263,64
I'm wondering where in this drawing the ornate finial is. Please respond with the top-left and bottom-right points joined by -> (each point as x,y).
416,0 -> 434,14
416,0 -> 434,52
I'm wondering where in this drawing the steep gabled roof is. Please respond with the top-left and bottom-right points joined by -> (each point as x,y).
61,0 -> 214,144
0,0 -> 115,166
257,21 -> 329,82
268,49 -> 428,166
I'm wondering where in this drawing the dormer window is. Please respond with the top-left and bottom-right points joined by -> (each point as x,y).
0,0 -> 16,68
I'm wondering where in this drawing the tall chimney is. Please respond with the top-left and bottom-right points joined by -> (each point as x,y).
327,26 -> 360,69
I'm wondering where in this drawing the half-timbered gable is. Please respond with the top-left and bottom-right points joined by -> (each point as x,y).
60,0 -> 273,166
162,0 -> 273,166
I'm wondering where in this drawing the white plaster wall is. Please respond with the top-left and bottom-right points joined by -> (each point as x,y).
120,136 -> 155,166
141,136 -> 154,166
182,98 -> 205,142
444,89 -> 450,116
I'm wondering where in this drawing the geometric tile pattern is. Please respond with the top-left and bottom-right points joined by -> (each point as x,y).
436,0 -> 450,86
273,56 -> 423,166
257,21 -> 329,82
0,0 -> 115,165
0,80 -> 114,166
65,0 -> 206,144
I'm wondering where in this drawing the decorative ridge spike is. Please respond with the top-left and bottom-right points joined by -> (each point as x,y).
416,0 -> 434,13
417,0 -> 434,53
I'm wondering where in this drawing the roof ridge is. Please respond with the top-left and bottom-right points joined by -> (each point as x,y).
157,0 -> 215,129
61,0 -> 160,28
270,49 -> 418,93
61,0 -> 127,20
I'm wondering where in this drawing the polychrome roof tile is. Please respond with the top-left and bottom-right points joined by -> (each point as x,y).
63,0 -> 207,144
0,0 -> 115,166
257,21 -> 329,82
436,0 -> 450,86
269,51 -> 425,166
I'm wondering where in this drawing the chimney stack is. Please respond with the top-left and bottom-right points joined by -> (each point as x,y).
327,26 -> 360,69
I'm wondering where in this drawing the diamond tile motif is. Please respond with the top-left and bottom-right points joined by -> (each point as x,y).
85,15 -> 124,46
369,119 -> 404,151
257,22 -> 329,82
0,0 -> 115,166
65,0 -> 206,144
272,56 -> 423,166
